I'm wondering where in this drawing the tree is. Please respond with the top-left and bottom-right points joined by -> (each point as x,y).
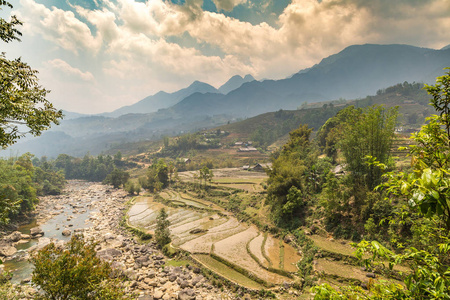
199,166 -> 213,189
31,235 -> 130,300
339,105 -> 398,189
103,168 -> 129,189
155,208 -> 171,248
124,180 -> 141,195
266,124 -> 319,226
145,159 -> 169,192
0,2 -> 62,148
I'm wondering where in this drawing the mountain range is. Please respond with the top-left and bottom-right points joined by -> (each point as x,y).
6,43 -> 450,157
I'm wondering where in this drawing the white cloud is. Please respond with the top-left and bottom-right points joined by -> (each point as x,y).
212,0 -> 247,12
10,0 -> 450,113
17,0 -> 102,54
46,59 -> 95,82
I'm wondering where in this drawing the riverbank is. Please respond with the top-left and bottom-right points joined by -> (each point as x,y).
3,180 -> 237,299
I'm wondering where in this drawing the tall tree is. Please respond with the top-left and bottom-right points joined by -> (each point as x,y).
155,208 -> 171,248
339,105 -> 398,189
266,124 -> 320,226
0,2 -> 62,148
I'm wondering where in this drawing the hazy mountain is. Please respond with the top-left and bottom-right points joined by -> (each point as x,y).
104,81 -> 219,117
8,43 -> 450,157
218,74 -> 255,94
168,44 -> 450,118
62,110 -> 88,120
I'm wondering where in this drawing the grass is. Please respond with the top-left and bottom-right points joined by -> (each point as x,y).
165,259 -> 191,267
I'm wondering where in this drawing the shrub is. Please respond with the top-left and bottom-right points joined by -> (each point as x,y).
31,235 -> 131,300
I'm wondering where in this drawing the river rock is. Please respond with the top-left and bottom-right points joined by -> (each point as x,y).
30,227 -> 44,237
97,248 -> 122,261
21,234 -> 31,240
0,245 -> 17,257
62,229 -> 71,236
5,231 -> 23,242
169,274 -> 177,282
178,289 -> 196,300
153,289 -> 164,299
36,237 -> 52,250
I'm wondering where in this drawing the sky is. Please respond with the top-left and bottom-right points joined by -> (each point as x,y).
2,0 -> 450,114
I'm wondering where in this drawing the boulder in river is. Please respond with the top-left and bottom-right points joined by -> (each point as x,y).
0,245 -> 17,257
30,227 -> 44,237
5,231 -> 23,243
62,229 -> 72,236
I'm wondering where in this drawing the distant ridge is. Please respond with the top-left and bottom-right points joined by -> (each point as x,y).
104,81 -> 219,117
168,44 -> 450,118
8,43 -> 450,157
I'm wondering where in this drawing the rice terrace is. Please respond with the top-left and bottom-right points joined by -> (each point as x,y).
126,168 -> 301,290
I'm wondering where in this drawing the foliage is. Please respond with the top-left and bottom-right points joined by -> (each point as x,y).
124,180 -> 141,195
0,280 -> 27,300
52,152 -> 135,182
103,168 -> 130,189
198,166 -> 214,189
31,235 -> 130,300
313,70 -> 450,300
0,2 -> 62,148
338,105 -> 398,189
143,159 -> 169,192
293,230 -> 318,289
155,208 -> 171,248
316,105 -> 398,238
266,125 -> 323,226
0,154 -> 65,225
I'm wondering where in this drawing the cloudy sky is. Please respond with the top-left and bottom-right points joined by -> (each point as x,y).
2,0 -> 450,114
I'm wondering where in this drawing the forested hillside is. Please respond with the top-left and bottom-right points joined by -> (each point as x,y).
265,71 -> 450,298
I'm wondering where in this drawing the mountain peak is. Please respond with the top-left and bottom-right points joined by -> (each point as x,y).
219,74 -> 256,94
243,74 -> 255,81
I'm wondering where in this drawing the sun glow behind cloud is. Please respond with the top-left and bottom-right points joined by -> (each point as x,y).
5,0 -> 450,113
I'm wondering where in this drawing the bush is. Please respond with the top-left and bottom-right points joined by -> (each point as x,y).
30,235 -> 131,300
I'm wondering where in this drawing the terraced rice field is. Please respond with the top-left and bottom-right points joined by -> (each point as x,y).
127,193 -> 297,288
265,235 -> 282,269
282,242 -> 301,272
192,254 -> 264,290
315,259 -> 368,282
248,234 -> 269,268
214,226 -> 290,285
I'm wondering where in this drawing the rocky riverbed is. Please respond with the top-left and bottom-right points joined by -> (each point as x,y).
1,180 -> 241,299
